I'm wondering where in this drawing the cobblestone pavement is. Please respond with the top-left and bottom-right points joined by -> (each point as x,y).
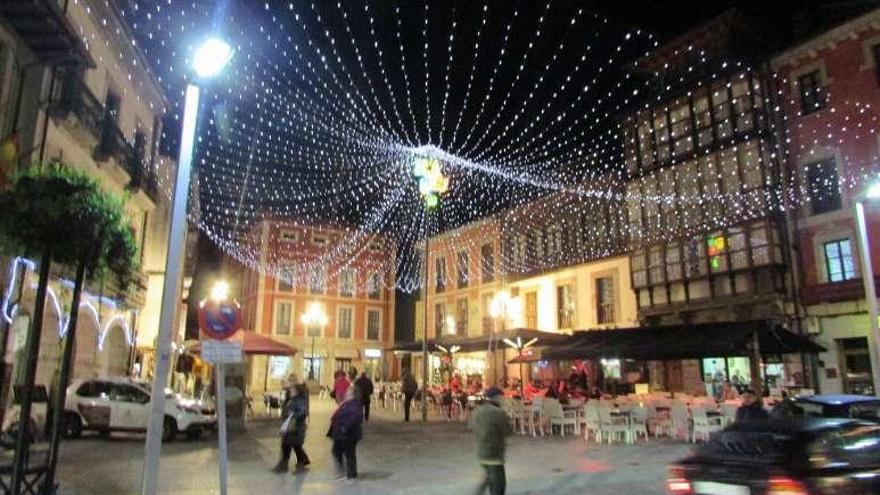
55,398 -> 692,494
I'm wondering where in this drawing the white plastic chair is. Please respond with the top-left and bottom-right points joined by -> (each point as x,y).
529,397 -> 545,436
670,403 -> 690,441
582,404 -> 602,443
545,399 -> 578,436
691,407 -> 724,443
719,403 -> 739,427
630,406 -> 650,443
598,407 -> 629,443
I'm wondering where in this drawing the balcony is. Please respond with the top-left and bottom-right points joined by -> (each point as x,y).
800,277 -> 880,306
53,74 -> 159,203
0,0 -> 92,66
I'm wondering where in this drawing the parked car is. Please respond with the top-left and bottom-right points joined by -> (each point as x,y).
61,378 -> 215,441
793,394 -> 880,421
667,418 -> 880,494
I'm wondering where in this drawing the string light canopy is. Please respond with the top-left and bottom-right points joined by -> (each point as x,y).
104,1 -> 880,292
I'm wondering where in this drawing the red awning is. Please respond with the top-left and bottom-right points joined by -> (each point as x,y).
189,331 -> 297,356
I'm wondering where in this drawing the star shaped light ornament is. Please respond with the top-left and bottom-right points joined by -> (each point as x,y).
413,157 -> 449,209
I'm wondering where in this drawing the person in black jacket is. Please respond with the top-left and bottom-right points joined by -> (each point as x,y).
735,390 -> 770,423
354,372 -> 374,422
273,380 -> 310,473
329,387 -> 364,480
402,370 -> 418,422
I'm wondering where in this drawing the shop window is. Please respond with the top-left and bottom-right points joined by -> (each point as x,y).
367,309 -> 381,340
823,239 -> 857,283
457,250 -> 469,288
596,277 -> 614,324
806,159 -> 841,215
337,307 -> 353,339
334,358 -> 352,373
798,69 -> 826,115
274,302 -> 292,335
481,243 -> 494,283
707,233 -> 727,272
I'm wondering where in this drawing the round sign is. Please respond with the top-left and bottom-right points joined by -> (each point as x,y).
198,299 -> 241,340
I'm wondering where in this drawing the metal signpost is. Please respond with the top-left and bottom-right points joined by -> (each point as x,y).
198,281 -> 241,495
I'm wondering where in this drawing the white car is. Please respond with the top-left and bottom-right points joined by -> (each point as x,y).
61,377 -> 216,441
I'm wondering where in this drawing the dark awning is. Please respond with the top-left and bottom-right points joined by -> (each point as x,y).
542,320 -> 824,361
389,328 -> 570,354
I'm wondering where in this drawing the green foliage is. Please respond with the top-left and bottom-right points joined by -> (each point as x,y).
0,164 -> 139,289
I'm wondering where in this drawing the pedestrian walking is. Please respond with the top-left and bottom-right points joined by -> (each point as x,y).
735,390 -> 770,423
401,369 -> 418,422
470,387 -> 512,495
333,370 -> 350,405
354,372 -> 374,422
329,386 -> 364,481
272,378 -> 311,473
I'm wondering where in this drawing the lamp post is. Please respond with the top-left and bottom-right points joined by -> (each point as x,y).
489,291 -> 512,387
413,157 -> 449,422
301,301 -> 327,382
503,336 -> 538,397
854,178 -> 880,394
141,37 -> 233,495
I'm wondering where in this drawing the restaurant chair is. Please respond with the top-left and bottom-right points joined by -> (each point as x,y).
691,407 -> 724,443
582,404 -> 602,443
545,399 -> 578,436
629,406 -> 649,443
529,397 -> 545,437
598,407 -> 629,443
670,403 -> 690,441
719,403 -> 739,426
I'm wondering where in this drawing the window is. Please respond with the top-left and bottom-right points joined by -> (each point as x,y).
798,70 -> 826,115
311,233 -> 328,246
707,234 -> 728,272
824,239 -> 857,282
339,268 -> 355,297
278,266 -> 295,292
806,159 -> 841,215
308,265 -> 325,294
368,240 -> 383,252
274,302 -> 292,335
481,244 -> 495,283
335,358 -> 352,372
279,229 -> 298,242
337,307 -> 353,339
457,251 -> 469,288
596,277 -> 615,324
557,285 -> 574,329
481,293 -> 494,335
367,272 -> 381,300
435,257 -> 447,292
456,298 -> 468,335
547,224 -> 563,256
367,309 -> 381,340
434,303 -> 446,337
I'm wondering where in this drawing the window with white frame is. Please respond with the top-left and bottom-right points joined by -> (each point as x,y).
279,229 -> 298,242
311,233 -> 329,246
337,307 -> 353,339
367,309 -> 381,340
798,69 -> 826,115
339,268 -> 356,297
277,265 -> 295,292
308,264 -> 325,294
274,302 -> 292,335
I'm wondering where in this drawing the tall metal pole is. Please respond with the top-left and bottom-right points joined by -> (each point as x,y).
215,363 -> 229,495
141,83 -> 200,495
855,200 -> 880,393
421,212 -> 430,422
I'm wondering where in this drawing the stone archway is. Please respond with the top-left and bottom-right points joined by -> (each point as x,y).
100,323 -> 130,378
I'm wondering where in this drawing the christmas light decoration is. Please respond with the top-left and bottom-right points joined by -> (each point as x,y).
93,1 -> 880,292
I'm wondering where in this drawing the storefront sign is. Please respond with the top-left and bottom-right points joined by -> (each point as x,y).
364,348 -> 382,358
202,340 -> 242,364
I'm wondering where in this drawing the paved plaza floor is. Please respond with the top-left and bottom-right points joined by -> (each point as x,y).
54,398 -> 691,494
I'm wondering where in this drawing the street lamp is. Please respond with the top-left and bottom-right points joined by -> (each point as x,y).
854,178 -> 880,394
141,37 -> 233,495
301,301 -> 328,381
413,156 -> 449,422
488,290 -> 513,386
503,336 -> 538,397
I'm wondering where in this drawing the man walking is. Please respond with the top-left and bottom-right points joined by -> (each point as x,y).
354,372 -> 374,422
470,387 -> 512,495
401,370 -> 418,422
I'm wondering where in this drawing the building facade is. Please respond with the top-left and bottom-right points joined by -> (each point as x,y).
237,220 -> 396,393
772,7 -> 880,396
0,0 -> 174,397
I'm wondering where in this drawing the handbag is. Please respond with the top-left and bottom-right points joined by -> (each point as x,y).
279,413 -> 294,437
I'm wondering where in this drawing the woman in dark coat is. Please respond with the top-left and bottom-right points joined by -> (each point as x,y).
329,386 -> 364,480
273,382 -> 310,472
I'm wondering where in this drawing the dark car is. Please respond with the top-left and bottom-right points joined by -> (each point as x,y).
668,418 -> 880,494
793,394 -> 880,421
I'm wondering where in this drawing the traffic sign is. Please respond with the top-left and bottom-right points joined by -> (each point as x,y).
202,340 -> 242,364
198,299 -> 241,340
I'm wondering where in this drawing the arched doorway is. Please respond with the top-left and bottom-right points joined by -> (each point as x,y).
101,324 -> 130,378
72,312 -> 100,381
